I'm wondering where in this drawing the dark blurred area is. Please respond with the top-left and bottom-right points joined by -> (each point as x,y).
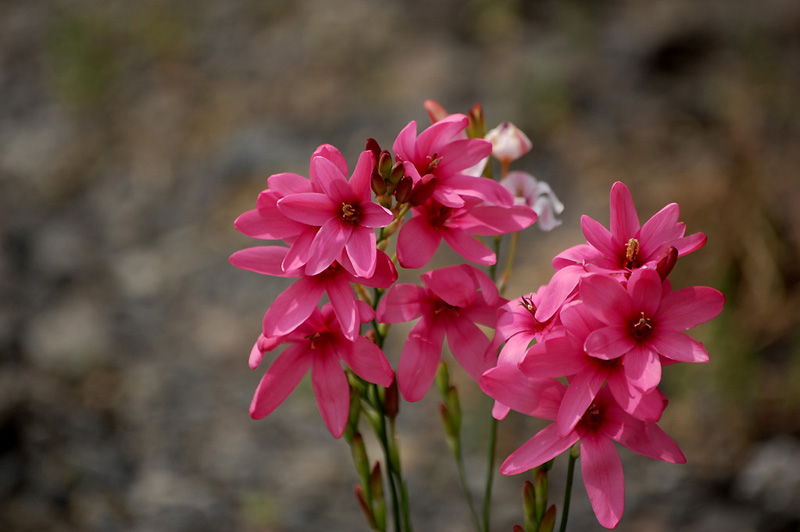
1,0 -> 799,531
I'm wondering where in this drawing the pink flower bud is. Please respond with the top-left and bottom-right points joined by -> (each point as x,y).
485,121 -> 533,163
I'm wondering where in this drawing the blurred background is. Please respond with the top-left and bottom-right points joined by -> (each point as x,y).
1,0 -> 799,530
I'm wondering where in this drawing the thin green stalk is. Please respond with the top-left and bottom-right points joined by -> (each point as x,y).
559,444 -> 580,532
482,416 -> 499,532
453,446 -> 482,532
498,231 -> 520,296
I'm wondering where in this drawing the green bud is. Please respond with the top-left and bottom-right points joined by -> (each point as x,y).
439,403 -> 460,456
466,103 -> 487,139
350,433 -> 371,491
371,169 -> 387,196
445,386 -> 461,434
388,161 -> 405,185
522,480 -> 536,524
378,151 -> 393,179
369,462 -> 386,530
534,468 -> 548,522
354,485 -> 378,530
435,361 -> 450,397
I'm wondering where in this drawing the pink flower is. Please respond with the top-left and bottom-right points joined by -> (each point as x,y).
485,121 -> 533,164
479,373 -> 685,529
500,171 -> 564,231
580,268 -> 725,393
234,145 -> 351,272
519,301 -> 668,432
396,197 -> 537,269
249,304 -> 394,438
393,115 -> 512,208
377,264 -> 505,401
230,246 -> 397,341
580,181 -> 707,275
276,150 -> 393,277
487,288 -> 564,419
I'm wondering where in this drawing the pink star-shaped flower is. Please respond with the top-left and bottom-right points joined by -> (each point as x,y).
249,304 -> 394,438
580,181 -> 707,275
479,373 -> 685,529
277,150 -> 394,278
580,268 -> 725,393
377,264 -> 505,401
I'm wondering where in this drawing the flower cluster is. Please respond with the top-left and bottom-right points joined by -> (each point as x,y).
480,181 -> 725,528
230,101 -> 723,531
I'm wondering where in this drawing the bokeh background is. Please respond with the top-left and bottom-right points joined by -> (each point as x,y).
2,0 -> 799,531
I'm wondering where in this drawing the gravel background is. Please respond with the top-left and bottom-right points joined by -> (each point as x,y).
2,1 -> 800,531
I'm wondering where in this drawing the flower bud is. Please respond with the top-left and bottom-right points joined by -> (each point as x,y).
656,245 -> 678,281
369,462 -> 386,530
467,103 -> 487,139
534,468 -> 548,521
513,526 -> 524,532
354,485 -> 377,530
540,505 -> 557,532
378,150 -> 393,179
365,138 -> 381,161
522,480 -> 536,523
388,161 -> 405,185
486,121 -> 533,163
424,99 -> 449,123
384,378 -> 399,420
393,176 -> 413,204
371,169 -> 387,196
435,361 -> 451,397
350,433 -> 371,489
409,176 -> 436,206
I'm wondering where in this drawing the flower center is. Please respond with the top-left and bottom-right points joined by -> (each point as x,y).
432,295 -> 458,316
624,238 -> 641,269
306,331 -> 333,350
581,402 -> 603,428
341,202 -> 361,224
631,311 -> 653,340
423,153 -> 442,175
519,295 -> 550,331
426,203 -> 451,227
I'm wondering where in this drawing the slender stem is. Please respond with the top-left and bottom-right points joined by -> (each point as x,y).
453,446 -> 482,532
498,231 -> 520,296
559,444 -> 580,532
482,416 -> 498,532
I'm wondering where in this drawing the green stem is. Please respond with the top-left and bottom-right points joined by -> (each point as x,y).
482,416 -> 498,532
455,448 -> 482,532
498,231 -> 520,296
559,444 -> 580,532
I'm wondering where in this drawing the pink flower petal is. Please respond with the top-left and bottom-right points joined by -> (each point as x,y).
457,204 -> 537,234
650,330 -> 710,363
480,365 -> 565,420
623,344 -> 662,393
311,144 -> 349,180
628,268 -> 663,317
673,231 -> 707,256
349,150 -> 375,202
312,156 -> 352,204
657,286 -> 725,330
519,338 -> 587,378
305,218 -> 353,276
345,226 -> 377,278
557,369 -> 608,436
415,114 -> 468,157
580,433 -> 625,529
350,250 -> 398,288
581,215 -> 617,258
580,274 -> 633,325
397,319 -> 446,401
325,277 -> 358,341
422,265 -> 477,308
444,316 -> 492,381
282,228 -> 316,271
559,301 -> 604,341
359,201 -> 394,228
392,121 -> 419,163
262,277 -> 324,337
267,172 -> 313,195
250,344 -> 312,419
234,207 -> 306,240
377,283 -> 428,323
534,267 -> 581,323
311,348 -> 350,438
501,423 -> 579,475
397,215 -> 441,269
609,414 -> 686,463
437,138 -> 492,174
230,246 -> 293,277
338,336 -> 394,387
584,326 -> 635,360
638,203 -> 683,257
277,193 -> 336,225
441,228 -> 495,265
609,181 -> 640,246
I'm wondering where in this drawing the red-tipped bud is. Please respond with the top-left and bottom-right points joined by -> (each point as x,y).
424,99 -> 449,123
393,176 -> 413,204
371,169 -> 387,196
656,246 -> 678,281
540,505 -> 557,532
513,526 -> 524,532
409,176 -> 437,206
467,103 -> 487,139
354,485 -> 377,529
365,138 -> 381,161
384,378 -> 399,420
